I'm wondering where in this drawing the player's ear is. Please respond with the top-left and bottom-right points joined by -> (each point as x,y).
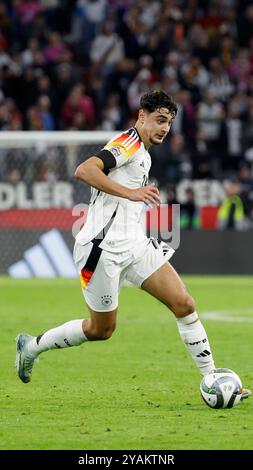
138,109 -> 145,123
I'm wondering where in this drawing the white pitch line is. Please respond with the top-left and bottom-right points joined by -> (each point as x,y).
201,310 -> 253,323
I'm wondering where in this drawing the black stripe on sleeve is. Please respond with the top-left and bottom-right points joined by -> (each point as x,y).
95,149 -> 117,171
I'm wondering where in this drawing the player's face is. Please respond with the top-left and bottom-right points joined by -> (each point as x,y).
142,108 -> 174,146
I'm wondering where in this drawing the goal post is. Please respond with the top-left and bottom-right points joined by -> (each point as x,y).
0,131 -> 115,147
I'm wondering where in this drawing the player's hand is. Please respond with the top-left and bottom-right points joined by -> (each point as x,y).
127,185 -> 160,207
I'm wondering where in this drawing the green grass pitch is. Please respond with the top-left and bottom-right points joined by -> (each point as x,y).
0,276 -> 252,450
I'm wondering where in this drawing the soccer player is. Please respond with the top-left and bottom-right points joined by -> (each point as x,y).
15,90 -> 251,399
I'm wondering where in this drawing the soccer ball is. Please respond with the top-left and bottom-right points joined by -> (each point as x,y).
200,368 -> 243,409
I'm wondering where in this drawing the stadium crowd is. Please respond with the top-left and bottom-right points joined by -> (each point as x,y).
0,0 -> 253,227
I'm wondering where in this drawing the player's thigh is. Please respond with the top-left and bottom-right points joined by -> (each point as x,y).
74,242 -> 120,312
141,261 -> 190,311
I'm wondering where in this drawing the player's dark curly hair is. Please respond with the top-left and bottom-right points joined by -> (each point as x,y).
140,90 -> 178,119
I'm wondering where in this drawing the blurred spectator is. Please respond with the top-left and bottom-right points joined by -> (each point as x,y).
244,99 -> 253,150
14,0 -> 42,24
90,20 -> 125,103
0,3 -> 12,45
217,180 -> 247,230
90,21 -> 124,71
26,105 -> 43,130
180,187 -> 200,230
36,74 -> 55,105
37,95 -> 55,130
20,37 -> 40,67
191,129 -> 216,179
51,63 -> 79,125
238,4 -> 253,48
208,57 -> 234,103
197,91 -> 224,150
228,48 -> 252,92
61,83 -> 95,129
180,57 -> 209,94
43,31 -> 69,64
101,93 -> 122,130
171,90 -> 196,144
150,133 -> 188,185
220,97 -> 244,173
19,66 -> 38,112
127,68 -> 153,113
162,183 -> 178,205
238,162 -> 253,222
0,98 -> 22,130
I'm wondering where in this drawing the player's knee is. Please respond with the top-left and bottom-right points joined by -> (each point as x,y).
172,293 -> 195,318
90,322 -> 116,341
94,331 -> 112,340
101,322 -> 116,340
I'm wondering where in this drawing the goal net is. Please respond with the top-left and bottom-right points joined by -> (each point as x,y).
0,131 -> 178,278
0,131 -> 114,277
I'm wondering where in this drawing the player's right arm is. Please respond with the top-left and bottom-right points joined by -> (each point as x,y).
74,157 -> 160,207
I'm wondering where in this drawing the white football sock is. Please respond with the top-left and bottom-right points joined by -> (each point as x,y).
177,312 -> 215,376
27,319 -> 88,355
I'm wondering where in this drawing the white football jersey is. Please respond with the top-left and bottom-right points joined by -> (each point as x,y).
75,127 -> 152,252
